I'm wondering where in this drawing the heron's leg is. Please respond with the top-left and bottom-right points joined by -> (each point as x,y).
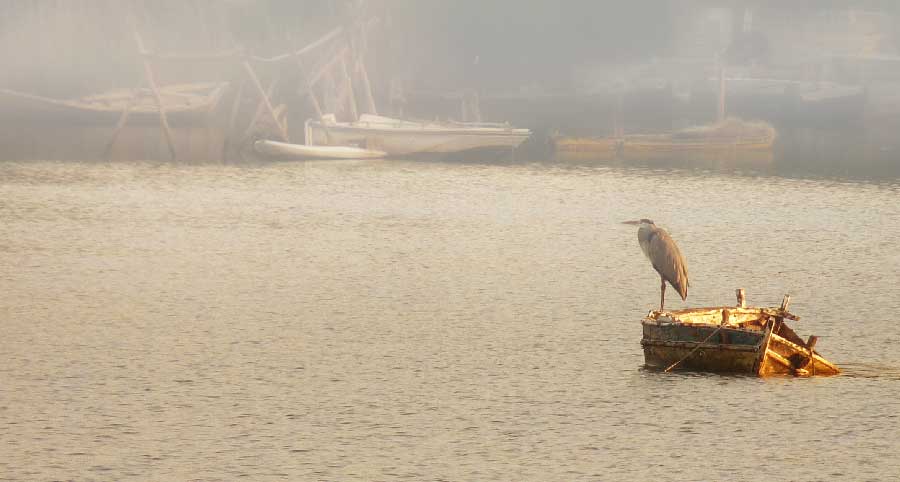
660,276 -> 666,312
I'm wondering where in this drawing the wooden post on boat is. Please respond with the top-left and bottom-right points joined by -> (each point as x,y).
322,69 -> 339,116
241,59 -> 290,142
298,60 -> 325,121
780,294 -> 792,312
339,53 -> 359,121
735,288 -> 746,308
304,80 -> 325,121
132,24 -> 178,162
806,335 -> 819,375
806,335 -> 818,351
348,16 -> 378,115
297,47 -> 349,146
356,59 -> 377,115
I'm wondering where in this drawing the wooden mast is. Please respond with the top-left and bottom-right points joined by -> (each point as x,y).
717,56 -> 726,123
241,60 -> 290,142
339,53 -> 359,121
102,82 -> 142,161
131,24 -> 178,162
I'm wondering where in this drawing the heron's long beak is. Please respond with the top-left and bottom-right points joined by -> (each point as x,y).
621,220 -> 641,225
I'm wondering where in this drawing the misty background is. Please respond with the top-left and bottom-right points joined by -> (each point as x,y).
5,3 -> 900,480
1,0 -> 900,173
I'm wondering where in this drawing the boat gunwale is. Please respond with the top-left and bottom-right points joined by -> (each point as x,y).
307,121 -> 532,138
253,139 -> 387,159
644,305 -> 800,322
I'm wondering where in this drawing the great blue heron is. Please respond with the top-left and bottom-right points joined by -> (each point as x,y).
624,219 -> 689,311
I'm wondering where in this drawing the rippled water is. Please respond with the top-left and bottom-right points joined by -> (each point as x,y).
2,160 -> 900,481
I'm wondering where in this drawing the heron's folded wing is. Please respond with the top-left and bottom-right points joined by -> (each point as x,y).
649,229 -> 689,300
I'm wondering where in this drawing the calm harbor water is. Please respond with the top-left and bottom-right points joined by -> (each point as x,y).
2,159 -> 900,481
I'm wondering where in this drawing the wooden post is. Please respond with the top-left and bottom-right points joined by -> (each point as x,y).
241,60 -> 290,142
322,69 -> 338,116
352,17 -> 380,115
735,288 -> 746,308
614,93 -> 624,137
806,335 -> 818,351
780,294 -> 792,312
461,90 -> 481,122
242,76 -> 281,143
223,80 -> 245,163
806,335 -> 818,375
717,58 -> 726,123
297,60 -> 329,146
339,54 -> 359,121
299,73 -> 325,121
132,26 -> 178,161
356,58 -> 377,115
103,83 -> 142,161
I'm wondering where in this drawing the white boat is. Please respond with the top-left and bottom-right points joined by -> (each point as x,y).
254,139 -> 386,159
304,114 -> 531,159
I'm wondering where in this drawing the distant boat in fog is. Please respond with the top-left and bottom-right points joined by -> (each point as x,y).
0,82 -> 228,126
303,113 -> 531,160
553,117 -> 776,166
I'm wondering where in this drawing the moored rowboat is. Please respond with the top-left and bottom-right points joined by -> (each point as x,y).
0,82 -> 228,126
553,118 -> 775,165
304,114 -> 531,159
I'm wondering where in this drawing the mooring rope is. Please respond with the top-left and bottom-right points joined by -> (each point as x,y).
663,324 -> 727,373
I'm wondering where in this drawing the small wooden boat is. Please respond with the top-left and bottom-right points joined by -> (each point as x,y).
254,139 -> 386,160
641,291 -> 840,377
304,114 -> 531,159
0,82 -> 228,126
553,118 -> 775,165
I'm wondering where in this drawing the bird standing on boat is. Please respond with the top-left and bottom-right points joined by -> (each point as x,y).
624,219 -> 689,312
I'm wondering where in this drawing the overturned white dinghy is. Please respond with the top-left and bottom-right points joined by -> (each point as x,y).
254,139 -> 386,160
304,114 -> 531,159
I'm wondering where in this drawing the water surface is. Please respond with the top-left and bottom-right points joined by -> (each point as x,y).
2,160 -> 899,481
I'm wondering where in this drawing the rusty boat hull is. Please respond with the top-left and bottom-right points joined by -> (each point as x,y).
641,305 -> 840,377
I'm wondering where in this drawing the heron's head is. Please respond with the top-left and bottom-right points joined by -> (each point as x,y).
622,218 -> 655,226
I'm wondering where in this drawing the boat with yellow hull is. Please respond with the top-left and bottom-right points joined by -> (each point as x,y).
553,118 -> 775,166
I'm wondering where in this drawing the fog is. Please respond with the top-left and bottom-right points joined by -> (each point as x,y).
1,0 -> 900,174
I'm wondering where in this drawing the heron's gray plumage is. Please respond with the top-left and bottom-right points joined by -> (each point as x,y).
637,220 -> 689,301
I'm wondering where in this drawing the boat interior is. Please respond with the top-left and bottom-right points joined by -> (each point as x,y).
645,306 -> 810,347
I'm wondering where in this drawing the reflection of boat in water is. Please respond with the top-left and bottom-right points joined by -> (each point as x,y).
642,293 -> 840,377
304,114 -> 531,159
254,139 -> 386,160
553,118 -> 775,165
0,82 -> 228,126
